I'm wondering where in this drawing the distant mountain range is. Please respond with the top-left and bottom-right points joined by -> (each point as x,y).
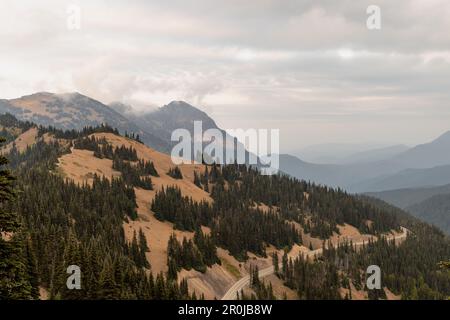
279,130 -> 450,192
291,143 -> 408,164
0,92 -> 249,163
281,133 -> 450,235
366,184 -> 450,209
338,144 -> 410,165
352,164 -> 450,192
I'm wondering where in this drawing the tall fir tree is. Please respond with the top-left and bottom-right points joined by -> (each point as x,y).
0,137 -> 34,299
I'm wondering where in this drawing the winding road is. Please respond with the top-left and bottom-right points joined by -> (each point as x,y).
221,227 -> 409,300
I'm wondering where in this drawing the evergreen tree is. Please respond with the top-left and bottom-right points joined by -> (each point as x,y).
138,228 -> 150,269
98,257 -> 119,299
0,137 -> 34,299
167,166 -> 183,179
193,171 -> 202,188
272,252 -> 279,275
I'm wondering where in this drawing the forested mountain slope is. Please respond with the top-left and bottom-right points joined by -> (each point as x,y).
366,184 -> 450,235
0,114 -> 449,300
407,194 -> 450,235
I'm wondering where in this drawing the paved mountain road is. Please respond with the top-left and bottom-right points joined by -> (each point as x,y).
221,227 -> 408,300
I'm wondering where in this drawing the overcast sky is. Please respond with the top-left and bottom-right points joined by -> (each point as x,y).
1,0 -> 450,152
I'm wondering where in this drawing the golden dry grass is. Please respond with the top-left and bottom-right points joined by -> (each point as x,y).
1,127 -> 38,154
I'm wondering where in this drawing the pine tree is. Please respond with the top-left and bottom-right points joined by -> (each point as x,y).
98,257 -> 119,299
167,166 -> 183,179
193,171 -> 202,188
281,252 -> 288,279
138,229 -> 150,268
23,236 -> 40,299
272,252 -> 279,275
130,231 -> 141,267
0,137 -> 34,299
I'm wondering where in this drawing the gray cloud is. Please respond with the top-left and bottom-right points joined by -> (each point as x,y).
0,0 -> 449,151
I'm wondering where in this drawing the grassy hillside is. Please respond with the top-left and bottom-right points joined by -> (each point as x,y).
1,114 -> 449,300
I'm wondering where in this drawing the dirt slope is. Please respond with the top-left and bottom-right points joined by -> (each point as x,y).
58,148 -> 121,184
1,127 -> 38,154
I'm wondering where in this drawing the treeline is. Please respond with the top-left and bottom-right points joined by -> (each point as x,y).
274,252 -> 342,300
212,206 -> 300,260
0,113 -> 36,149
151,186 -> 212,231
39,123 -> 120,140
112,157 -> 153,190
74,135 -> 159,190
7,140 -> 68,170
74,136 -> 138,161
124,131 -> 142,143
199,164 -> 401,239
151,185 -> 300,261
37,120 -> 142,144
0,113 -> 34,132
167,229 -> 219,278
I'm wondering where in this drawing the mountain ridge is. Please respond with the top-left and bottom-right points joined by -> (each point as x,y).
366,183 -> 450,209
0,92 -> 171,152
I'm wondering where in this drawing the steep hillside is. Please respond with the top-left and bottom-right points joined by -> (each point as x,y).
367,184 -> 450,235
1,114 -> 449,300
407,194 -> 450,235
